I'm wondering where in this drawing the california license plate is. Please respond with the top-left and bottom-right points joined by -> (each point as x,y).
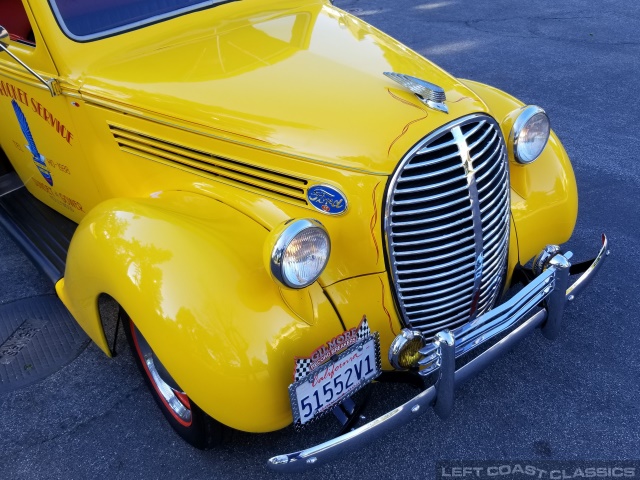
289,334 -> 381,427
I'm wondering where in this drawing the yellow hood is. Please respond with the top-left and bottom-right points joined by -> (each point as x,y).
78,0 -> 488,174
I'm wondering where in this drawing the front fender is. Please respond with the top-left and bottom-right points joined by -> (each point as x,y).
462,79 -> 578,264
56,191 -> 344,432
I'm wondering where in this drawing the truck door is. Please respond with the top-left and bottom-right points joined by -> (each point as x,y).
0,0 -> 100,223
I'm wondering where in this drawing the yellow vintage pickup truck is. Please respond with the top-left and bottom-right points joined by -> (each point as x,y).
0,0 -> 607,471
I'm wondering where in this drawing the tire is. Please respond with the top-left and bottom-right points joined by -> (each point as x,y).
121,309 -> 224,449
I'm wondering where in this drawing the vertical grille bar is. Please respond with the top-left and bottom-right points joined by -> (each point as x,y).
384,114 -> 510,338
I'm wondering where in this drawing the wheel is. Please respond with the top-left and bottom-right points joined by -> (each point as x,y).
121,309 -> 224,449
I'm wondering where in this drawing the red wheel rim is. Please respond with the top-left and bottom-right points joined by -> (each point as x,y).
130,320 -> 193,427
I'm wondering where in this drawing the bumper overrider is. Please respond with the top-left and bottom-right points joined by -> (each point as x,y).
268,235 -> 609,472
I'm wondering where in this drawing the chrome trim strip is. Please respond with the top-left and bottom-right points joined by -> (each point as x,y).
453,126 -> 484,321
396,261 -> 475,283
401,278 -> 475,300
461,120 -> 487,144
85,96 -> 388,175
398,273 -> 473,293
395,244 -> 475,265
396,162 -> 462,182
403,286 -> 475,309
473,141 -> 502,171
267,236 -> 608,472
391,184 -> 468,205
0,64 -> 49,92
405,291 -> 474,316
481,205 -> 508,236
413,314 -> 470,336
391,225 -> 474,246
391,204 -> 471,227
394,235 -> 475,256
476,156 -> 505,187
482,227 -> 509,256
392,172 -> 467,194
390,215 -> 474,238
48,0 -> 232,42
477,164 -> 507,194
479,182 -> 509,214
482,233 -> 509,264
415,137 -> 458,156
392,196 -> 468,217
469,129 -> 497,156
395,252 -> 475,275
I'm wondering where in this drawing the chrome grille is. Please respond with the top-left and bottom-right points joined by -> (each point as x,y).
384,114 -> 510,338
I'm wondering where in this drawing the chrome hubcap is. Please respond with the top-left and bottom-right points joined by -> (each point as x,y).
133,324 -> 192,424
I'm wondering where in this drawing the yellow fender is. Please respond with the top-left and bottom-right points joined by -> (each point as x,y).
463,80 -> 579,263
56,190 -> 344,432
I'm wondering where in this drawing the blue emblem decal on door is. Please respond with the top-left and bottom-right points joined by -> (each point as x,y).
11,99 -> 53,186
307,185 -> 348,215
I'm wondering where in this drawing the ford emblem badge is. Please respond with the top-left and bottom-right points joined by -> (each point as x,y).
307,185 -> 348,215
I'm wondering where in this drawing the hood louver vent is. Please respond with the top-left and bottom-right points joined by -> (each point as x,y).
109,125 -> 309,206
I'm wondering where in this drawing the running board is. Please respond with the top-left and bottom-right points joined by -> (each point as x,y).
0,173 -> 77,284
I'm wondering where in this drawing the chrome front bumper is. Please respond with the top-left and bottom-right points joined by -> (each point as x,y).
268,235 -> 609,472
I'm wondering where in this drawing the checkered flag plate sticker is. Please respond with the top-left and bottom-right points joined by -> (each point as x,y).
293,316 -> 371,382
289,316 -> 381,429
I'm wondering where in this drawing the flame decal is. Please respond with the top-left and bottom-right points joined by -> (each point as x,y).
379,277 -> 397,337
370,182 -> 380,264
387,88 -> 429,157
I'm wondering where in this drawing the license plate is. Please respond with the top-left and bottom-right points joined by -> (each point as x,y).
289,334 -> 381,427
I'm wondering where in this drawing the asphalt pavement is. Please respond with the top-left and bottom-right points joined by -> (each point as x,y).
1,0 -> 638,478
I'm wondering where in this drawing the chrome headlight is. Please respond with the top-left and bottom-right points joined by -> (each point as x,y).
509,105 -> 550,164
268,219 -> 330,289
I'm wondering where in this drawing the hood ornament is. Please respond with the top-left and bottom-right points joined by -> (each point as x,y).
384,72 -> 448,113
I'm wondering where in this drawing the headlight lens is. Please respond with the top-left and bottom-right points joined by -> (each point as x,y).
270,219 -> 330,288
511,106 -> 550,164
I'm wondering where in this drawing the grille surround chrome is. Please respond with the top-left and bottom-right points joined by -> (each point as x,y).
384,114 -> 510,338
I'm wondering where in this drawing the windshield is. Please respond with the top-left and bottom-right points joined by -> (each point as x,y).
49,0 -> 235,41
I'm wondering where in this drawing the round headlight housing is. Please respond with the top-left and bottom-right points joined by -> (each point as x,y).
269,219 -> 330,289
510,106 -> 550,164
